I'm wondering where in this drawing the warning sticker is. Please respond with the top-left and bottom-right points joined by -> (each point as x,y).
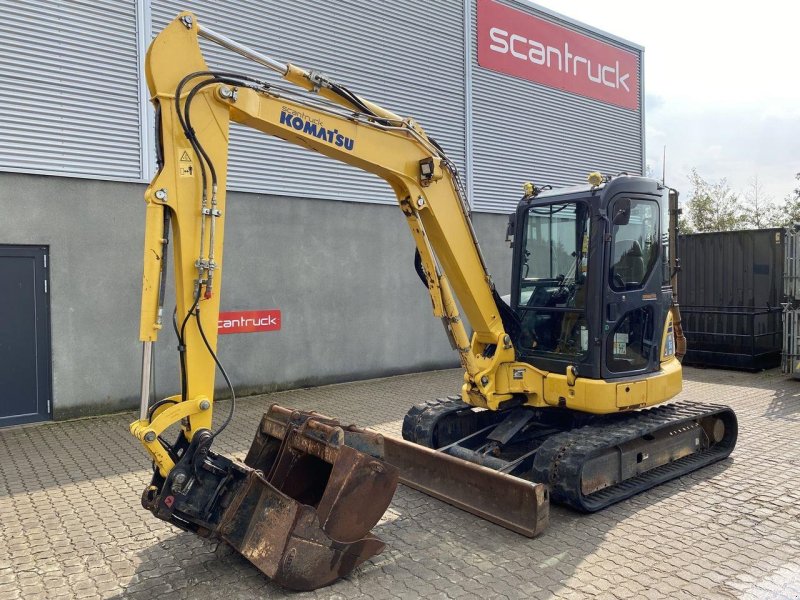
613,332 -> 628,356
178,148 -> 194,177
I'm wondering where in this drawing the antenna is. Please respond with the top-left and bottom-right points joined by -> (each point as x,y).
662,145 -> 666,185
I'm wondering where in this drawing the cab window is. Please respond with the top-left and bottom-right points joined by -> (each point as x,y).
609,199 -> 659,291
517,202 -> 591,357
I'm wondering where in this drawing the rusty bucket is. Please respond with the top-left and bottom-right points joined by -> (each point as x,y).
141,404 -> 398,591
223,405 -> 399,590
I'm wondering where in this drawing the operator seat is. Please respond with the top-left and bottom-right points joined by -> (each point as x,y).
612,240 -> 645,287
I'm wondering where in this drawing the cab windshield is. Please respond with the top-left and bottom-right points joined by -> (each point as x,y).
517,202 -> 591,357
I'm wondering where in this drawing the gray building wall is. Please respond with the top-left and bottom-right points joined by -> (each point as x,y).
0,172 -> 511,418
0,0 -> 641,420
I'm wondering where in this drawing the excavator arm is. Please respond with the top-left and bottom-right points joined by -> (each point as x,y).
131,12 -> 548,472
129,13 -> 547,591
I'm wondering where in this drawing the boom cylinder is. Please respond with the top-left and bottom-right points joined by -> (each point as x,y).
139,341 -> 153,420
196,22 -> 288,75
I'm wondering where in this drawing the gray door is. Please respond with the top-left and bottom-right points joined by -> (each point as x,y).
0,246 -> 52,426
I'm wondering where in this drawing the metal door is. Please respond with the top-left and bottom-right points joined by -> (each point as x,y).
0,246 -> 52,426
602,195 -> 668,378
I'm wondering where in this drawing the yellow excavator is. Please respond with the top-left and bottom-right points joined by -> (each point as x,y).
130,12 -> 738,591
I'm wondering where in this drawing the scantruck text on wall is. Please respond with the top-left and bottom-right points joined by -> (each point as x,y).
477,0 -> 639,110
218,310 -> 281,334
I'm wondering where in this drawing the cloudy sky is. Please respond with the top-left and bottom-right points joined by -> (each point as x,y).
538,0 -> 800,206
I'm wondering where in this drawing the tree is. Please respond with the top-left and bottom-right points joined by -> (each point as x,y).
677,212 -> 695,234
770,173 -> 800,227
742,174 -> 780,228
683,169 -> 747,232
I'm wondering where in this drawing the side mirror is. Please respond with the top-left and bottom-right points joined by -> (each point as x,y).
612,198 -> 631,226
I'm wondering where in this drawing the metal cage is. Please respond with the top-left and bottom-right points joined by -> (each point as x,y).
783,224 -> 800,378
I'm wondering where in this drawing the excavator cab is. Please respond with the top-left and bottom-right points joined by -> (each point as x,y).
509,176 -> 676,382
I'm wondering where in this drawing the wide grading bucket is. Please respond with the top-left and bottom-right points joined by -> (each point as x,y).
141,404 -> 547,590
258,406 -> 549,539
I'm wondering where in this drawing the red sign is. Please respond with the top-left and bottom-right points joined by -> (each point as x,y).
477,0 -> 639,110
218,309 -> 281,334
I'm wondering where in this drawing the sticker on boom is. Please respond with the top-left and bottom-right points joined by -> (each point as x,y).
279,107 -> 355,151
178,148 -> 194,177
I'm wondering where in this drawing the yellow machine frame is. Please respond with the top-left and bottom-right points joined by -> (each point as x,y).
130,13 -> 681,476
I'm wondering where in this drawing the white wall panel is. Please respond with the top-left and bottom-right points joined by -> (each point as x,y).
0,0 -> 643,213
470,0 -> 644,213
151,0 -> 467,205
0,0 -> 143,179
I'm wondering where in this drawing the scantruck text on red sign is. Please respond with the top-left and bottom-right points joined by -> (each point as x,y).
477,0 -> 639,110
218,310 -> 281,334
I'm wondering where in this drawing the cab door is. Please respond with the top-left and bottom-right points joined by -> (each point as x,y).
602,194 -> 670,379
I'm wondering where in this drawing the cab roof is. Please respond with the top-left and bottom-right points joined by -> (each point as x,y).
518,175 -> 665,210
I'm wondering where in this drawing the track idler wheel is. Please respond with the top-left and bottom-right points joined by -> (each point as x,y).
402,396 -> 502,448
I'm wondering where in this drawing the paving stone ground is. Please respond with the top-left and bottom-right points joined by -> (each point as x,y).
1,367 -> 799,599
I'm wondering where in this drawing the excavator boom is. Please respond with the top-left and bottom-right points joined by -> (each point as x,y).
130,13 -> 547,590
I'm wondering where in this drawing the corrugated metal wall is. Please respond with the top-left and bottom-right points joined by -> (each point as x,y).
151,0 -> 467,205
0,0 -> 143,179
469,0 -> 644,213
678,229 -> 785,370
0,1 -> 643,213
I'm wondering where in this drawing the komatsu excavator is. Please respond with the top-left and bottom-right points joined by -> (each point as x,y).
130,12 -> 738,591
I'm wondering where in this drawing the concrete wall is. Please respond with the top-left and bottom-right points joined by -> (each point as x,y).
0,173 -> 512,419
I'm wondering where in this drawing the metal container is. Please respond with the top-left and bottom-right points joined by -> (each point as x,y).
783,225 -> 800,378
677,228 -> 785,370
783,307 -> 800,378
785,225 -> 800,302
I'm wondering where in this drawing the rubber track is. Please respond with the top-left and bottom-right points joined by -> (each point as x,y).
402,396 -> 468,447
529,401 -> 738,512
